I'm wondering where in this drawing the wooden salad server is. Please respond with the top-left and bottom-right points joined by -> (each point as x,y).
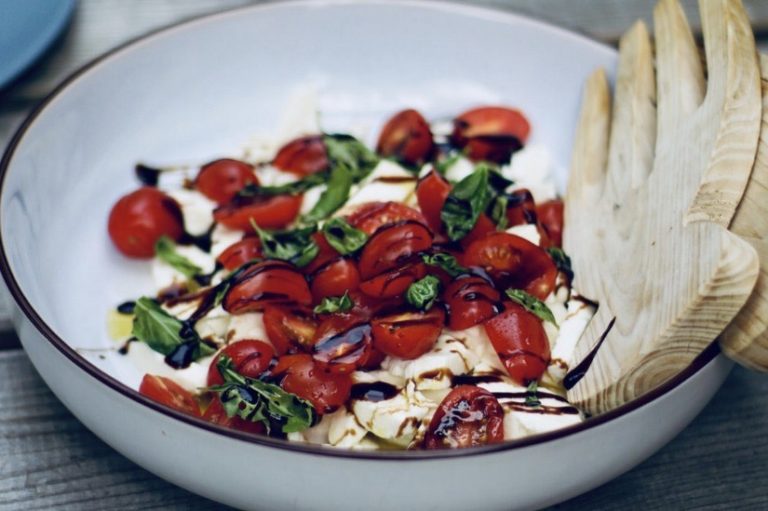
563,0 -> 762,414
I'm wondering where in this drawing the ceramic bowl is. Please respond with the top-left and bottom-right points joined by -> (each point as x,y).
0,1 -> 732,510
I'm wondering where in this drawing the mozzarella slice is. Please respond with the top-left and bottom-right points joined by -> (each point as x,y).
151,244 -> 216,291
210,224 -> 244,259
501,145 -> 558,203
505,223 -> 541,246
546,296 -> 596,384
352,382 -> 431,446
123,341 -> 212,392
194,305 -> 231,344
167,188 -> 216,236
443,156 -> 475,182
225,312 -> 271,346
337,159 -> 417,215
328,409 -> 369,448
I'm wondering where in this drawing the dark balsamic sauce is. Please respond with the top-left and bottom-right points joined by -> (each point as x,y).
564,317 -> 616,390
135,163 -> 162,186
164,340 -> 199,369
452,373 -> 503,386
350,382 -> 399,402
117,337 -> 138,355
178,226 -> 214,253
116,301 -> 136,314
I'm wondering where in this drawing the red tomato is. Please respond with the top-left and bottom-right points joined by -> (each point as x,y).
195,159 -> 258,205
416,170 -> 451,232
347,289 -> 404,319
537,199 -> 564,248
359,262 -> 427,299
263,305 -> 317,355
139,374 -> 200,416
216,237 -> 262,271
443,275 -> 500,330
202,397 -> 266,435
310,258 -> 361,303
273,354 -> 352,414
347,201 -> 427,236
223,261 -> 312,313
463,232 -> 557,299
459,213 -> 496,249
372,308 -> 445,359
451,106 -> 530,163
273,135 -> 329,176
213,194 -> 302,230
207,340 -> 275,386
311,314 -> 373,373
376,109 -> 435,167
358,221 -> 432,280
108,187 -> 184,258
303,232 -> 341,275
505,188 -> 537,227
484,301 -> 551,384
423,385 -> 504,449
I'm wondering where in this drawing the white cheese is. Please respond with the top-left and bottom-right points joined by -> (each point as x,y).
300,184 -> 327,215
337,159 -> 417,215
352,381 -> 431,446
194,305 -> 231,344
151,244 -> 216,291
210,224 -> 244,259
501,145 -> 558,204
124,341 -> 212,392
457,326 -> 506,375
225,312 -> 271,346
167,188 -> 216,236
546,297 -> 596,384
256,164 -> 300,187
443,156 -> 475,182
328,409 -> 369,448
505,223 -> 541,246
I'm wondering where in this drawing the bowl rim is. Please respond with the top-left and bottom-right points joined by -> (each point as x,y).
0,0 -> 720,461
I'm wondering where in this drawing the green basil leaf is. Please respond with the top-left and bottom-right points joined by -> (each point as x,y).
323,134 -> 379,183
525,381 -> 541,407
252,222 -> 319,268
301,163 -> 353,223
490,195 -> 509,231
132,297 -> 213,359
433,152 -> 462,176
406,275 -> 441,310
237,172 -> 326,198
421,253 -> 468,278
313,291 -> 354,314
547,247 -> 574,282
154,236 -> 202,279
505,289 -> 558,327
440,163 -> 492,240
322,218 -> 368,255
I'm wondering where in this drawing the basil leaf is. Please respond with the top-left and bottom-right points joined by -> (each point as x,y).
433,152 -> 462,176
313,291 -> 354,314
440,164 -> 492,240
490,195 -> 509,231
211,355 -> 315,434
547,247 -> 574,282
406,275 -> 441,310
301,163 -> 353,223
324,134 -> 379,182
322,218 -> 368,255
505,289 -> 558,327
525,381 -> 542,407
421,253 -> 468,278
154,236 -> 202,279
252,222 -> 319,268
132,297 -> 214,359
487,168 -> 514,193
237,172 -> 326,198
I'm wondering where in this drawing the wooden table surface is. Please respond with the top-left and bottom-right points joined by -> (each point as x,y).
2,1 -> 768,509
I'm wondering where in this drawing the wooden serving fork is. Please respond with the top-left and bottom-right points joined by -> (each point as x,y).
564,0 -> 762,414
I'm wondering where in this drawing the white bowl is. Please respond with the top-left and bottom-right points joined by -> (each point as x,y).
0,1 -> 732,510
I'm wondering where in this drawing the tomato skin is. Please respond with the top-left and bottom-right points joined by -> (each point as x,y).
416,170 -> 452,232
463,232 -> 557,300
359,262 -> 427,299
358,221 -> 433,280
303,232 -> 341,275
274,354 -> 352,414
311,314 -> 373,373
451,106 -> 530,164
537,199 -> 564,248
376,109 -> 435,167
139,374 -> 200,416
444,275 -> 500,330
484,301 -> 551,385
263,305 -> 317,355
459,213 -> 496,249
195,159 -> 258,205
223,261 -> 312,313
207,340 -> 275,386
202,397 -> 266,435
273,135 -> 329,176
213,193 -> 302,230
108,187 -> 184,258
310,258 -> 361,303
347,201 -> 428,236
372,308 -> 445,359
505,188 -> 537,227
216,237 -> 262,271
423,385 -> 504,449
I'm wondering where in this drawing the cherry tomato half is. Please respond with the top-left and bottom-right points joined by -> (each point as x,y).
202,397 -> 266,435
312,314 -> 373,373
213,194 -> 302,231
263,305 -> 317,355
372,307 -> 445,359
416,170 -> 452,233
423,385 -> 504,449
359,262 -> 427,299
274,354 -> 352,414
358,221 -> 432,280
303,232 -> 341,275
139,374 -> 200,416
108,187 -> 184,258
207,340 -> 275,386
505,188 -> 537,227
195,159 -> 258,205
376,109 -> 435,167
484,301 -> 551,385
347,201 -> 427,236
451,106 -> 530,164
223,260 -> 312,313
443,275 -> 500,331
216,237 -> 262,271
310,258 -> 361,303
537,199 -> 564,248
459,213 -> 496,249
273,135 -> 329,177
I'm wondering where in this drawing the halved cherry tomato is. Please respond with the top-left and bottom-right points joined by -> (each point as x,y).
376,109 -> 435,167
347,289 -> 404,319
484,301 -> 551,384
537,199 -> 564,248
443,275 -> 500,330
463,232 -> 557,299
213,194 -> 302,230
273,135 -> 329,176
359,262 -> 427,299
459,213 -> 496,249
312,314 -> 373,373
207,340 -> 275,386
372,307 -> 445,359
423,385 -> 504,449
505,188 -> 537,227
216,237 -> 262,271
451,106 -> 530,163
416,170 -> 451,232
310,258 -> 361,303
108,187 -> 184,258
195,159 -> 258,205
273,354 -> 352,414
303,232 -> 341,275
223,260 -> 312,313
359,347 -> 387,370
202,397 -> 266,435
139,374 -> 200,416
358,221 -> 432,280
263,305 -> 317,355
347,201 -> 427,236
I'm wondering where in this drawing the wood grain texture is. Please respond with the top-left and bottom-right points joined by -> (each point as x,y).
565,0 -> 762,414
